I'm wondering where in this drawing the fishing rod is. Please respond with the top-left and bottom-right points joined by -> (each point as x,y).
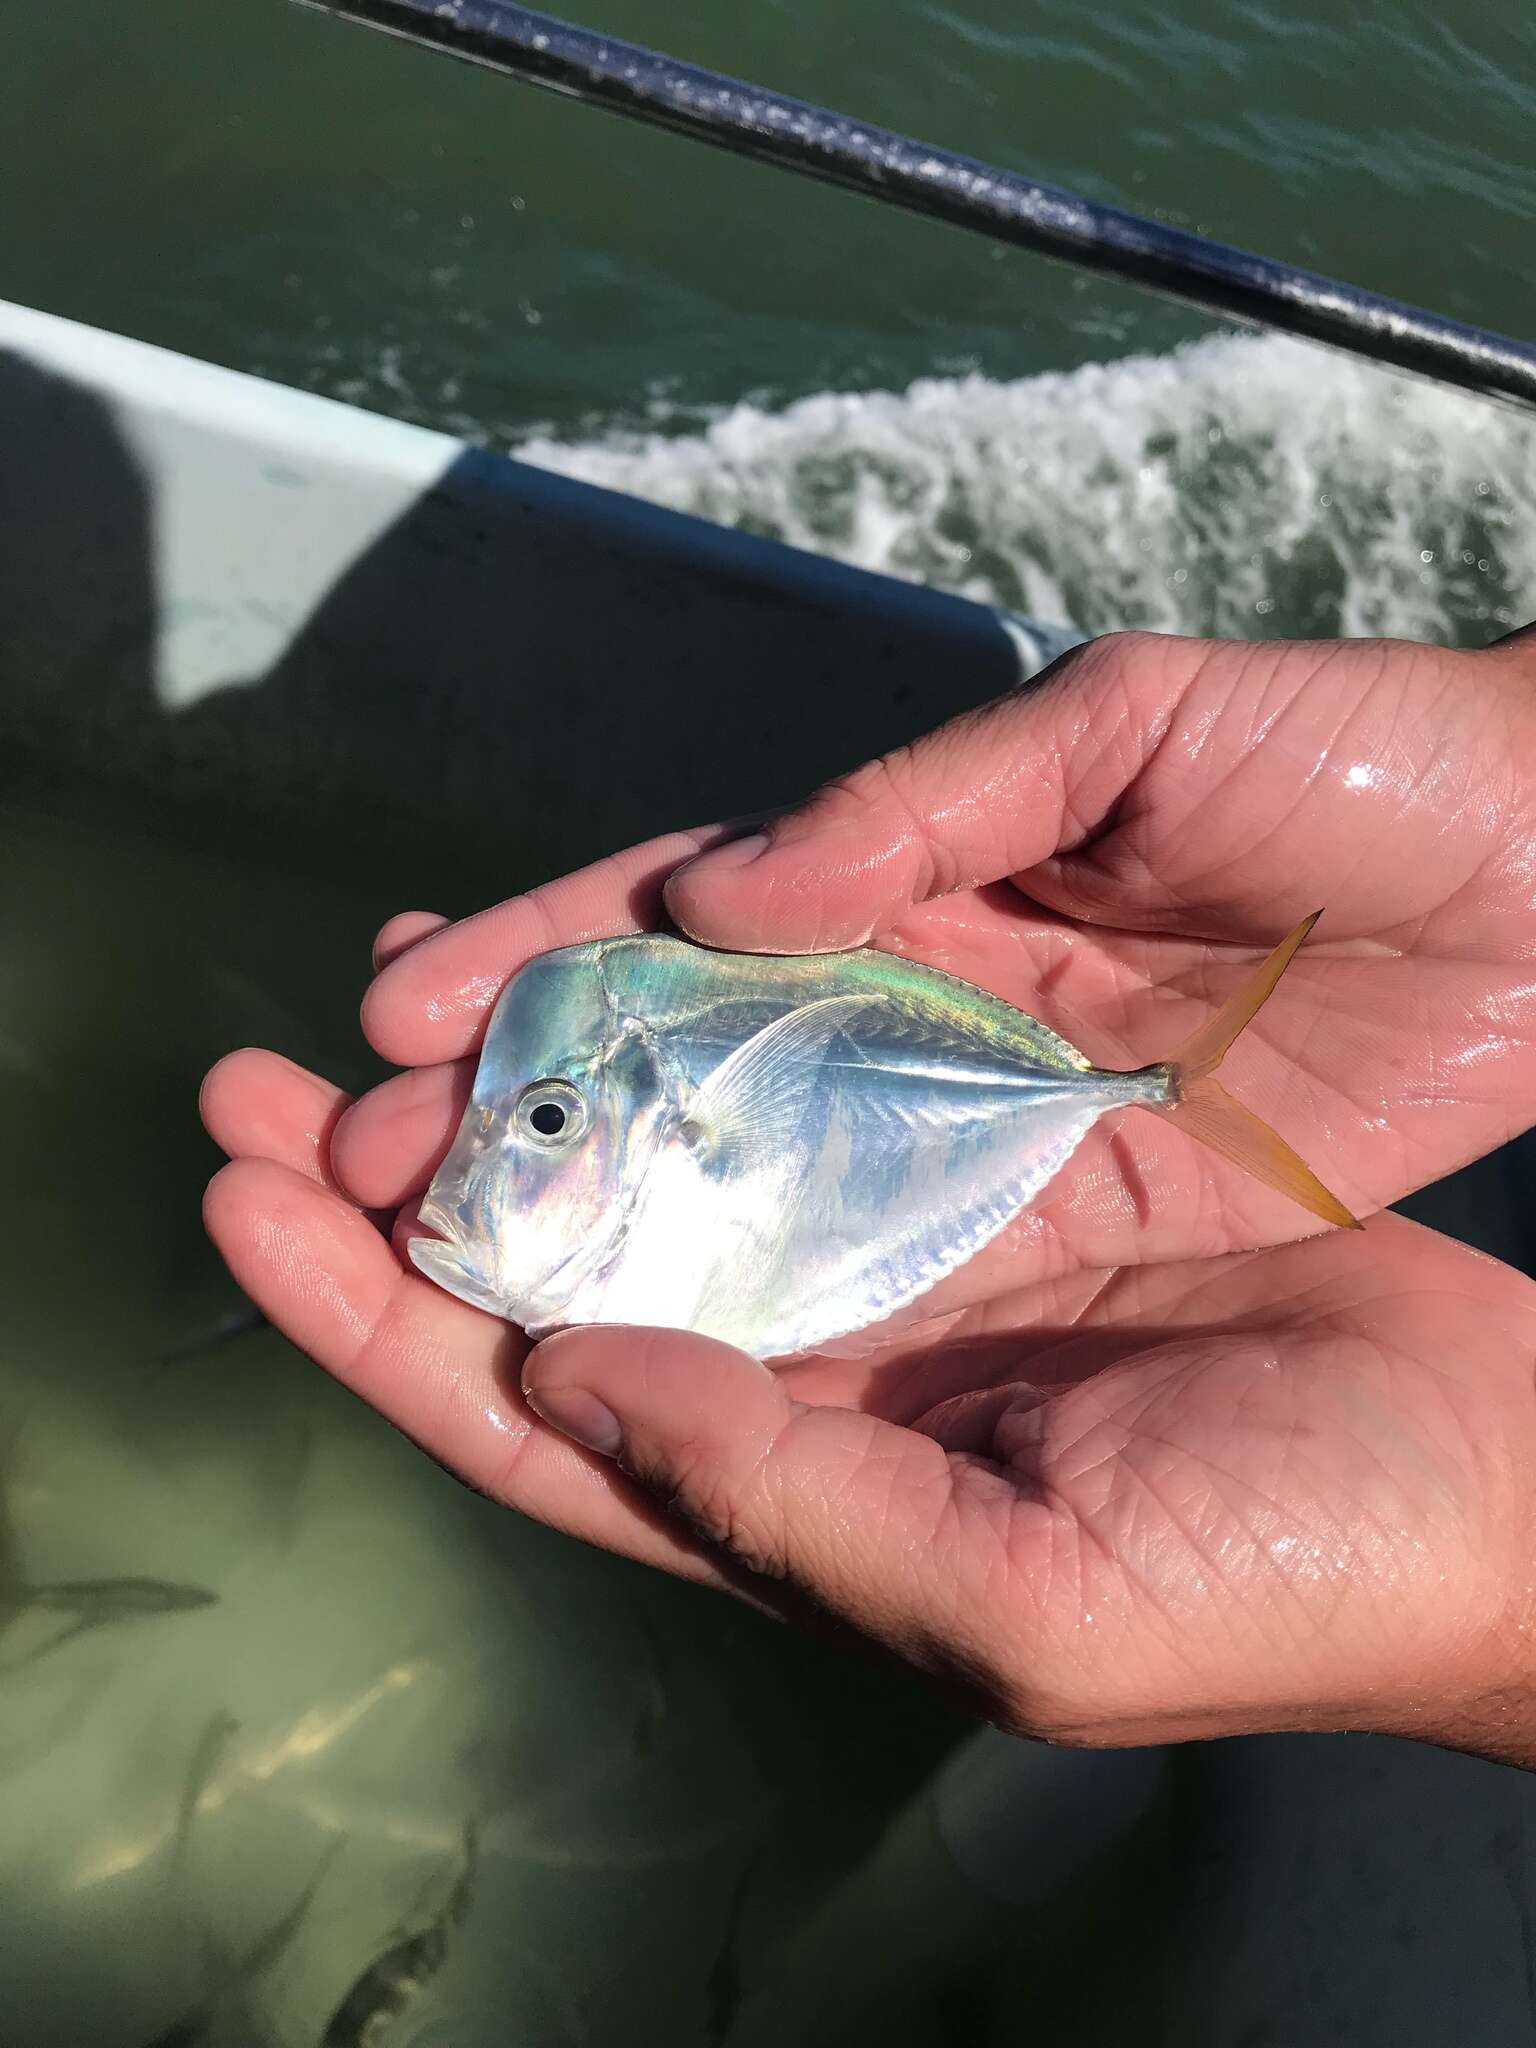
298,0 -> 1536,415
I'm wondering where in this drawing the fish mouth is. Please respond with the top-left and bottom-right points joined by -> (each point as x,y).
416,1188 -> 461,1245
407,1229 -> 518,1324
409,1183 -> 519,1319
411,1187 -> 605,1329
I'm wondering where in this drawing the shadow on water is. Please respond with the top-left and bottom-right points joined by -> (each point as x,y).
4,344 -> 1536,2048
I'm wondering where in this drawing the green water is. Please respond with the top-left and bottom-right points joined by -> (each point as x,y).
8,0 -> 1532,642
1,801 -> 967,2047
7,0 -> 1533,434
4,4 -> 1536,2042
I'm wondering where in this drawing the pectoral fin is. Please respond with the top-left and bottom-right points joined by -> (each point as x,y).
690,995 -> 877,1163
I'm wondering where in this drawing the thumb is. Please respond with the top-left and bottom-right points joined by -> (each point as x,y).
521,1326 -> 962,1634
662,630 -> 1199,954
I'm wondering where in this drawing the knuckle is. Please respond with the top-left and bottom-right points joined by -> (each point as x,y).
1086,627 -> 1189,704
483,1419 -> 545,1510
821,750 -> 950,899
818,751 -> 909,823
644,1443 -> 788,1580
1091,627 -> 1161,661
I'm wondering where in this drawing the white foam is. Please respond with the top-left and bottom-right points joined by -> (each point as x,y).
514,331 -> 1536,644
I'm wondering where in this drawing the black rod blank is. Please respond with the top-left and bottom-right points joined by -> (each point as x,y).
300,0 -> 1536,415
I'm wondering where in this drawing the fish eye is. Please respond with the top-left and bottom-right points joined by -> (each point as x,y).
515,1079 -> 588,1148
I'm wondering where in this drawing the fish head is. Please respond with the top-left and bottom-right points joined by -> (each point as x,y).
409,944 -> 671,1331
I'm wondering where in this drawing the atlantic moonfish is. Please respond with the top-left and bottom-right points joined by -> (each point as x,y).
408,915 -> 1357,1361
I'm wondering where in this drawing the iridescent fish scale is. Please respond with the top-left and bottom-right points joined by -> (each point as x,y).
410,934 -> 1167,1359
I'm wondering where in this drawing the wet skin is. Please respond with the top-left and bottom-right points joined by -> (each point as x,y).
204,627 -> 1536,1762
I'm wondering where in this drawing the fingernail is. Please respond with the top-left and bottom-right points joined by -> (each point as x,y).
524,1385 -> 624,1458
674,832 -> 769,880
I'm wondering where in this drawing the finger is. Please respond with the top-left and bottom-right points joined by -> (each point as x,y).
913,1380 -> 1050,1453
661,632 -> 1202,954
372,911 -> 450,971
330,1060 -> 473,1209
200,1049 -> 352,1192
203,1159 -> 743,1591
1019,637 -> 1500,941
361,827 -> 722,1067
522,1325 -> 1024,1658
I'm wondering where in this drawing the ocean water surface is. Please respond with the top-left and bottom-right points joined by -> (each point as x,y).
5,0 -> 1534,644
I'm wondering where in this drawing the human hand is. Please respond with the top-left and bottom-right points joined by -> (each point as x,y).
203,628 -> 1536,1760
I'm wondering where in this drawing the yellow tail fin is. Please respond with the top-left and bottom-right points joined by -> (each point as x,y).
1148,912 -> 1361,1232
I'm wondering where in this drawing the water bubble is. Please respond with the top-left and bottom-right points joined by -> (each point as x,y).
1255,598 -> 1276,614
1420,549 -> 1435,563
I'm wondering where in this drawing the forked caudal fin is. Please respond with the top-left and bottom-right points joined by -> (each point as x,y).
1144,911 -> 1361,1231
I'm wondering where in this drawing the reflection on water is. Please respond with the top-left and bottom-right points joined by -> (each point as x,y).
0,802 -> 963,2048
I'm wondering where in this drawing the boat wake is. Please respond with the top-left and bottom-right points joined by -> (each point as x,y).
514,331 -> 1536,647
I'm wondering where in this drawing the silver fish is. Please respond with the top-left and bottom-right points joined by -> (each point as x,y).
410,918 -> 1356,1360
